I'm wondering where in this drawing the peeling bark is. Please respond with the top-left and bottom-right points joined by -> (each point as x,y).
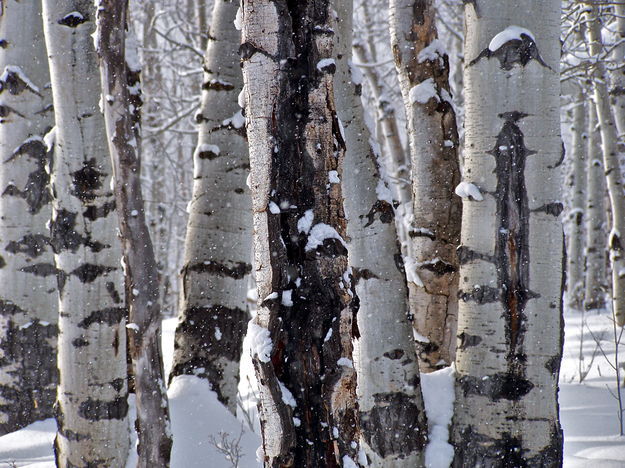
452,1 -> 564,466
95,1 -> 172,466
389,0 -> 462,371
333,1 -> 427,466
0,0 -> 58,434
241,1 -> 361,465
42,0 -> 130,465
172,0 -> 252,414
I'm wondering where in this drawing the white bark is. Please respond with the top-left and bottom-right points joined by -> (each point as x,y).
242,1 -> 361,465
333,1 -> 427,466
0,0 -> 58,433
42,1 -> 130,466
584,2 -> 625,326
172,0 -> 251,414
389,0 -> 462,371
452,1 -> 564,465
584,102 -> 608,310
565,87 -> 586,309
610,2 -> 625,137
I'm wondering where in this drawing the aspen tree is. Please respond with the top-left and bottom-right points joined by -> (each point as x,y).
42,0 -> 130,465
389,0 -> 462,370
241,1 -> 361,465
0,0 -> 57,433
334,0 -> 427,465
171,0 -> 251,414
452,1 -> 564,465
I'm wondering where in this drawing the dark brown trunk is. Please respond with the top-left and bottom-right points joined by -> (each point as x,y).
96,2 -> 172,466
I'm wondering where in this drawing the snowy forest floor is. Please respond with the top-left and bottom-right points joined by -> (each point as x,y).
1,309 -> 624,467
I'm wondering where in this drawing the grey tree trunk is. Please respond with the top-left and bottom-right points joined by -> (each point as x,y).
452,1 -> 564,465
584,1 -> 625,326
42,1 -> 130,466
565,87 -> 586,310
334,0 -> 427,466
610,2 -> 625,137
389,0 -> 462,371
171,0 -> 251,415
95,1 -> 173,466
351,44 -> 412,244
241,1 -> 361,465
0,0 -> 58,434
584,103 -> 608,311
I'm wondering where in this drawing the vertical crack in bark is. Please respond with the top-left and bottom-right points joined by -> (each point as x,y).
489,111 -> 538,399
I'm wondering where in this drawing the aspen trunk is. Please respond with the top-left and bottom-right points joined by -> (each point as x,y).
241,1 -> 361,465
565,88 -> 586,310
610,2 -> 625,137
95,1 -> 172,466
389,0 -> 462,371
584,103 -> 608,311
352,44 -> 412,237
171,0 -> 251,414
452,1 -> 564,465
0,0 -> 58,434
334,1 -> 427,465
584,1 -> 625,326
42,1 -> 130,465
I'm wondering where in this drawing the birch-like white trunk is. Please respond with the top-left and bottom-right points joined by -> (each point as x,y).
171,0 -> 251,414
452,1 -> 564,465
334,1 -> 427,465
584,103 -> 608,310
584,2 -> 625,326
42,1 -> 130,466
610,2 -> 625,137
0,0 -> 58,434
352,44 -> 412,240
565,88 -> 586,309
241,1 -> 361,465
389,0 -> 462,371
96,1 -> 173,466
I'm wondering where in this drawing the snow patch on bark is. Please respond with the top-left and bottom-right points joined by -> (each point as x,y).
1,65 -> 40,94
454,181 -> 483,201
247,322 -> 272,363
234,7 -> 243,31
404,257 -> 424,287
305,223 -> 347,252
421,366 -> 455,468
488,25 -> 535,51
417,39 -> 446,63
278,382 -> 296,407
409,78 -> 439,104
222,110 -> 245,129
297,209 -> 314,234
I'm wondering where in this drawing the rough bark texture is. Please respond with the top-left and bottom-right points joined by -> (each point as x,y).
565,87 -> 586,309
333,1 -> 427,466
171,0 -> 251,414
584,103 -> 608,311
0,0 -> 58,434
452,1 -> 564,466
95,1 -> 172,466
42,1 -> 130,466
584,2 -> 625,326
241,1 -> 361,465
389,0 -> 462,371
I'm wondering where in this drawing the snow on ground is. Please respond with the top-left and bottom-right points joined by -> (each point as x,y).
1,310 -> 624,467
0,318 -> 260,468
